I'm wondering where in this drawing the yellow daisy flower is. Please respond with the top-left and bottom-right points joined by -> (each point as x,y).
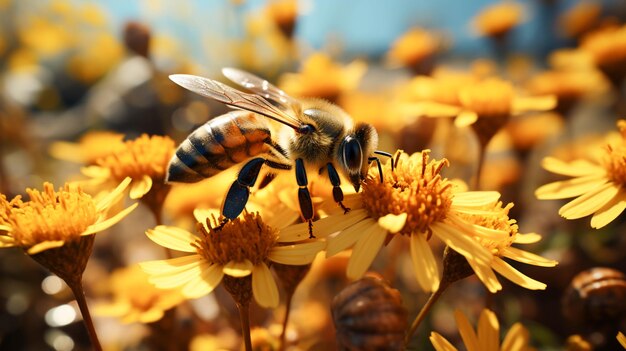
385,27 -> 443,73
618,332 -> 626,349
430,309 -> 536,351
139,212 -> 324,308
94,265 -> 186,324
49,131 -> 125,165
278,53 -> 367,102
0,178 -> 137,255
83,134 -> 175,200
265,0 -> 298,38
282,150 -> 517,293
580,24 -> 626,84
536,120 -> 626,229
471,1 -> 525,38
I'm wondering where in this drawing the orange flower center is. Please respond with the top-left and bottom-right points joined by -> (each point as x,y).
361,150 -> 453,237
194,212 -> 278,266
603,120 -> 626,186
96,134 -> 174,181
5,183 -> 97,248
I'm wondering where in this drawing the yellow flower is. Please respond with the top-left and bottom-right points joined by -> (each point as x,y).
67,32 -> 125,83
558,1 -> 601,38
282,150 -> 522,293
0,178 -> 137,255
386,27 -> 442,71
265,0 -> 298,38
279,53 -> 367,101
18,17 -> 75,56
94,265 -> 185,324
430,309 -> 535,351
139,212 -> 324,308
536,120 -> 626,229
580,25 -> 626,70
471,1 -> 525,38
83,134 -> 175,199
618,332 -> 626,349
49,131 -> 126,165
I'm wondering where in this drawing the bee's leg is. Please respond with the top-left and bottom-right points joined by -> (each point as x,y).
368,157 -> 384,183
295,158 -> 315,239
220,157 -> 266,228
374,150 -> 395,171
326,163 -> 350,214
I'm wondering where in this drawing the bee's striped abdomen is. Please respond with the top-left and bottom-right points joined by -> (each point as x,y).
167,110 -> 273,183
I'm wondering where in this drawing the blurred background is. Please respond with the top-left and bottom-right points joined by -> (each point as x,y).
1,0 -> 626,350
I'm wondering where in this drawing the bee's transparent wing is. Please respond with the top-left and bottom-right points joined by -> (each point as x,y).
170,74 -> 302,130
222,68 -> 300,111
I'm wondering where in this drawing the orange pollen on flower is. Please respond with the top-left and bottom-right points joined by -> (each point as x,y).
193,212 -> 278,266
457,201 -> 517,255
96,134 -> 174,181
460,79 -> 514,118
5,183 -> 97,248
602,120 -> 626,186
361,150 -> 453,238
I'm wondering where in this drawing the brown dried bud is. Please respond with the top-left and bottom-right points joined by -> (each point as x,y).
562,267 -> 626,328
331,275 -> 407,351
124,21 -> 151,58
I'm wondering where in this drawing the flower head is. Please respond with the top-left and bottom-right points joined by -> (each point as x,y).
84,134 -> 175,199
471,1 -> 525,38
0,178 -> 136,255
265,0 -> 298,38
558,1 -> 601,38
49,131 -> 125,165
94,265 -> 186,324
283,150 -> 531,293
140,212 -> 324,308
536,120 -> 626,228
386,27 -> 443,73
430,308 -> 535,351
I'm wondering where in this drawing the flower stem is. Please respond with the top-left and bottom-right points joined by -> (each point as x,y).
69,280 -> 102,351
279,294 -> 293,351
404,281 -> 449,348
237,302 -> 253,351
473,141 -> 487,191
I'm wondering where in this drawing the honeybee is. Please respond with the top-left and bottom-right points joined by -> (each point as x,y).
167,68 -> 390,237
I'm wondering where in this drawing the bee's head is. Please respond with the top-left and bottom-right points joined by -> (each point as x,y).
339,122 -> 378,192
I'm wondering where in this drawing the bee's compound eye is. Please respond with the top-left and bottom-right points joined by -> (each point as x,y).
298,124 -> 315,134
343,137 -> 363,172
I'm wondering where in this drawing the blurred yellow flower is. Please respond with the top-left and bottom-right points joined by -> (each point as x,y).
558,1 -> 601,38
536,120 -> 626,229
506,113 -> 564,152
386,27 -> 443,72
140,212 -> 324,308
94,265 -> 185,324
83,134 -> 175,199
265,0 -> 298,38
279,53 -> 367,101
49,131 -> 126,165
430,309 -> 535,351
471,1 -> 525,38
580,24 -> 626,84
283,150 -> 516,293
18,17 -> 75,56
618,332 -> 626,349
0,178 -> 136,255
67,32 -> 125,83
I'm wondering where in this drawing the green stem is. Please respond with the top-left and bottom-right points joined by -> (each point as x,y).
69,280 -> 102,351
238,302 -> 252,351
404,281 -> 449,348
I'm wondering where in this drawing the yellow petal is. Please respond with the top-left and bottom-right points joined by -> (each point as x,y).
0,234 -> 15,248
181,263 -> 223,298
502,246 -> 558,267
252,263 -> 279,308
541,157 -> 604,177
0,224 -> 12,232
49,141 -> 85,163
400,101 -> 462,118
432,219 -> 492,265
502,323 -> 530,351
492,257 -> 547,290
455,310 -> 480,351
92,301 -> 130,318
223,259 -> 253,277
591,190 -> 626,229
81,165 -> 111,179
346,224 -> 387,280
136,309 -> 165,324
617,332 -> 626,349
140,255 -> 204,275
410,233 -> 440,292
269,241 -> 325,265
326,218 -> 375,257
535,175 -> 607,200
455,110 -> 478,127
95,177 -> 132,212
512,95 -> 557,113
27,240 -> 66,255
377,213 -> 407,234
477,309 -> 500,351
148,262 -> 204,289
452,191 -> 501,208
430,332 -> 458,351
280,208 -> 368,242
129,175 -> 153,199
146,226 -> 197,252
467,258 -> 502,293
514,232 -> 542,244
559,182 -> 619,220
82,203 -> 139,235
